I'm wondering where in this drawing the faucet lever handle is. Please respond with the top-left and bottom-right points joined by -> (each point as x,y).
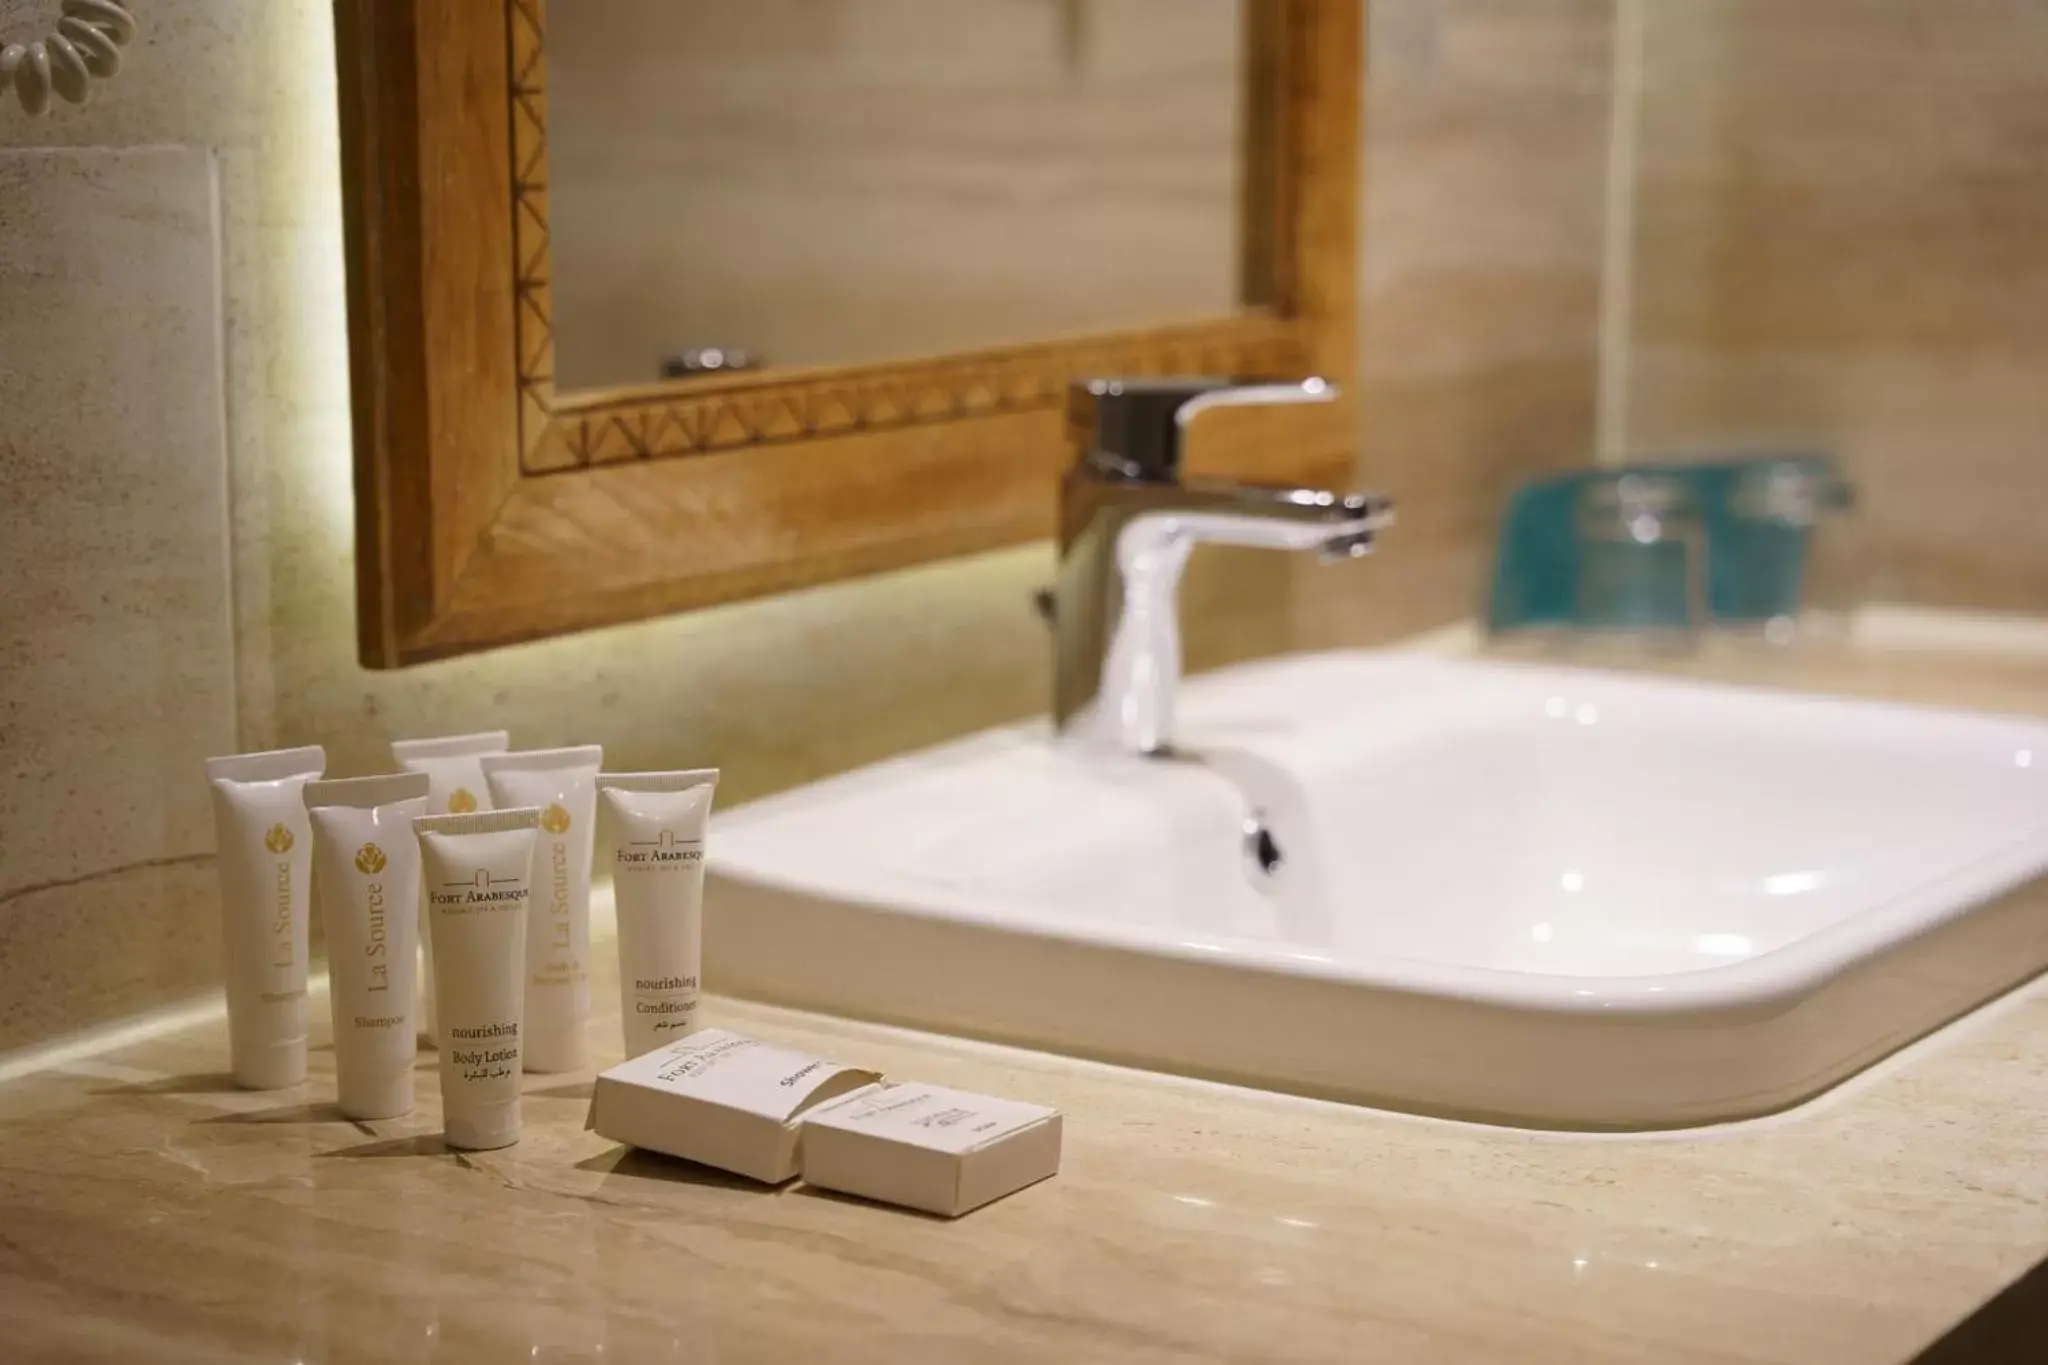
1069,376 -> 1338,483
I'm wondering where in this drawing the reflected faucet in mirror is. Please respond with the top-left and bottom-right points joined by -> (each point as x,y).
659,346 -> 763,381
1047,377 -> 1394,756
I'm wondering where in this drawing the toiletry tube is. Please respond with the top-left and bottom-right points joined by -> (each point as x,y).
305,772 -> 429,1119
415,808 -> 540,1150
205,745 -> 327,1089
391,731 -> 509,817
596,770 -> 720,1058
392,731 -> 510,1048
480,746 -> 603,1073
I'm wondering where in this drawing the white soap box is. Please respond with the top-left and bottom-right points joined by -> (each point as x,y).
587,1028 -> 879,1184
800,1081 -> 1062,1217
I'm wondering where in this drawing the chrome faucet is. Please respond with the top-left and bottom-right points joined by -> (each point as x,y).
1048,377 -> 1394,756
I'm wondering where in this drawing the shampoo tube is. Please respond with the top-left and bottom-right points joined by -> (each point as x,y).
480,746 -> 602,1073
306,772 -> 429,1119
416,808 -> 539,1150
596,770 -> 719,1058
392,731 -> 510,1048
205,745 -> 327,1089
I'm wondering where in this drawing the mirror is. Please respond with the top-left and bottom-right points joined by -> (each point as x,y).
548,0 -> 1246,388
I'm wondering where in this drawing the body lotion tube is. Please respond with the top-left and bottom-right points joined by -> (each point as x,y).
306,772 -> 429,1119
205,745 -> 327,1089
480,746 -> 602,1073
596,770 -> 719,1058
415,808 -> 539,1150
392,731 -> 510,1048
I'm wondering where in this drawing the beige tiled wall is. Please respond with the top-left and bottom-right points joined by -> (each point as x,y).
0,1 -> 1613,1051
1622,0 -> 2048,610
1345,0 -> 1618,628
0,148 -> 237,1048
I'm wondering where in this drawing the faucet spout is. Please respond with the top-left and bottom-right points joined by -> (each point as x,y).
1111,494 -> 1388,600
1048,378 -> 1395,756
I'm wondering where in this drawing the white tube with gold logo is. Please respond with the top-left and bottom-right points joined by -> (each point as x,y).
392,731 -> 510,1048
205,745 -> 327,1089
306,771 -> 429,1119
479,746 -> 602,1073
415,807 -> 540,1150
596,770 -> 719,1058
391,731 -> 507,818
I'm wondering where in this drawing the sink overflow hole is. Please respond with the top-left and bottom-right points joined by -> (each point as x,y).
1245,816 -> 1283,879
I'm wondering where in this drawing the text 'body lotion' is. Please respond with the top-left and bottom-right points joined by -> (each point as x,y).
416,807 -> 539,1150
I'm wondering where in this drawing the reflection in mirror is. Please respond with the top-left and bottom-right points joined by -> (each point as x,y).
547,0 -> 1244,388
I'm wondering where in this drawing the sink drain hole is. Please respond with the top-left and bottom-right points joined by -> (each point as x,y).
1245,815 -> 1284,880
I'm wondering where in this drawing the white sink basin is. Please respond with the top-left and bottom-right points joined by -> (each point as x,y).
708,651 -> 2048,1128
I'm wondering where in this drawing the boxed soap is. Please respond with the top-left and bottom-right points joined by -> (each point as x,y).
800,1081 -> 1062,1217
587,1028 -> 879,1184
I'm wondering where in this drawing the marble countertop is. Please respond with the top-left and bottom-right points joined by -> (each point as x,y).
3,633 -> 2047,1364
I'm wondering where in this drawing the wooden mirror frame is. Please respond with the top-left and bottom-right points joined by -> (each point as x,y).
337,0 -> 1362,666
